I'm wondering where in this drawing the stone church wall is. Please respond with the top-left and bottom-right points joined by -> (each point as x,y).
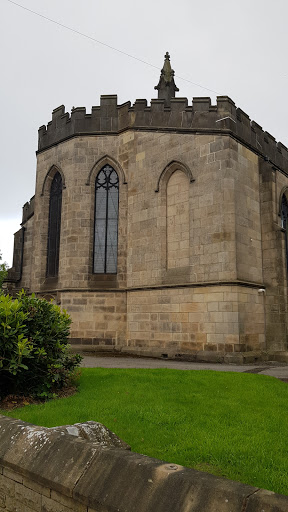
6,91 -> 288,360
20,215 -> 34,291
61,291 -> 127,348
126,285 -> 265,358
259,162 -> 288,352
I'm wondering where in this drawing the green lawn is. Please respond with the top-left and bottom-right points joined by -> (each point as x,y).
1,368 -> 288,495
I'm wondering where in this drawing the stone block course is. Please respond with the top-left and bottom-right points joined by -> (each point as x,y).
15,482 -> 42,511
126,285 -> 265,355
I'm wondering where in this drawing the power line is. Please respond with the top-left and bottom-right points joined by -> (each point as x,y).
6,0 -> 219,95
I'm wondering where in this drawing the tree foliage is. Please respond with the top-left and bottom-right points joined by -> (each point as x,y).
0,251 -> 8,290
0,291 -> 82,398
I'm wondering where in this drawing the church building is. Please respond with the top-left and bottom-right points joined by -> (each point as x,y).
6,53 -> 288,362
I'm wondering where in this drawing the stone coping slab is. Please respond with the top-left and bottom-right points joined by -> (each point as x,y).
0,415 -> 288,511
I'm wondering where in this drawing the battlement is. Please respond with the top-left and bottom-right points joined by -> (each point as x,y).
38,95 -> 288,174
22,195 -> 35,224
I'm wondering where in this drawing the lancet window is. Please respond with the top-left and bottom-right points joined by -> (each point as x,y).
46,172 -> 62,277
93,165 -> 119,273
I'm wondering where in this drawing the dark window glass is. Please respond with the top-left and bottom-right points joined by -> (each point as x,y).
94,165 -> 119,273
281,194 -> 288,271
46,172 -> 62,277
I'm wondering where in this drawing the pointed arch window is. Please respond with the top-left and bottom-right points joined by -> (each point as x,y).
281,193 -> 288,270
46,172 -> 62,277
94,165 -> 119,273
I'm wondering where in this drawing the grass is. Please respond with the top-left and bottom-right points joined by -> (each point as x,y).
1,368 -> 288,495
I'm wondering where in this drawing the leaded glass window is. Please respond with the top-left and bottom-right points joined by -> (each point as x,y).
46,172 -> 62,277
281,195 -> 288,230
94,165 -> 119,273
281,194 -> 288,271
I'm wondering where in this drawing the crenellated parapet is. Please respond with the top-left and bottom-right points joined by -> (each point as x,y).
38,96 -> 131,151
22,195 -> 35,225
38,94 -> 288,174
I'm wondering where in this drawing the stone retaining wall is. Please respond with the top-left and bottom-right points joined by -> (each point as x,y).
0,415 -> 288,511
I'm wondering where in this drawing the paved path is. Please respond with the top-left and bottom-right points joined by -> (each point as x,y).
81,355 -> 288,380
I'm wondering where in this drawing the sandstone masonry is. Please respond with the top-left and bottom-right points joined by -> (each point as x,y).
6,53 -> 288,361
1,415 -> 288,512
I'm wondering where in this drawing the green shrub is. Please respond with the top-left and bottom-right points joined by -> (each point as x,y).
0,251 -> 8,291
0,291 -> 82,398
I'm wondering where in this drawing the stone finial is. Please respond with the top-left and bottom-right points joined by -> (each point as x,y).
154,52 -> 179,106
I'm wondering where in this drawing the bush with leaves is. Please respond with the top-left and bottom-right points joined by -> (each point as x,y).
0,291 -> 82,399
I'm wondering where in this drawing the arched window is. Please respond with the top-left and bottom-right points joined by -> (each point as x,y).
281,194 -> 288,270
46,172 -> 62,277
94,165 -> 119,273
281,194 -> 288,229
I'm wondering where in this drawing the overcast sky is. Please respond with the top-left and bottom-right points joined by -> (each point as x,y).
1,0 -> 288,266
